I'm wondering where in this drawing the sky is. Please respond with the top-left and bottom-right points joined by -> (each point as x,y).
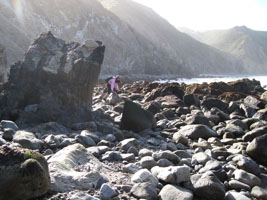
133,0 -> 267,31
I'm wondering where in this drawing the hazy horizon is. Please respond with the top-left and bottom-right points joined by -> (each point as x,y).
133,0 -> 267,32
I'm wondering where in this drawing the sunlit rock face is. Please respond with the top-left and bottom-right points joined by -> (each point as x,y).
0,32 -> 105,128
0,44 -> 7,82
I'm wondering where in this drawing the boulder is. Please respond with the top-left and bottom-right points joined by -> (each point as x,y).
100,184 -> 118,200
244,95 -> 265,109
261,91 -> 267,102
232,155 -> 260,175
233,169 -> 261,187
251,186 -> 267,200
131,182 -> 158,200
0,145 -> 50,200
13,130 -> 44,150
0,32 -> 105,127
144,83 -> 184,102
131,169 -> 159,187
183,93 -> 200,107
191,171 -> 225,200
106,92 -> 122,105
159,184 -> 193,200
228,78 -> 264,95
225,191 -> 251,200
202,98 -> 228,111
48,143 -> 105,192
243,125 -> 267,142
120,100 -> 156,132
0,120 -> 19,131
177,124 -> 218,140
246,134 -> 267,167
151,166 -> 190,184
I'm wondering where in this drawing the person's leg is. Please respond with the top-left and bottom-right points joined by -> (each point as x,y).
107,83 -> 111,94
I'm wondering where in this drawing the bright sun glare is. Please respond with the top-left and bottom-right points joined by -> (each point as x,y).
133,0 -> 267,31
10,0 -> 24,24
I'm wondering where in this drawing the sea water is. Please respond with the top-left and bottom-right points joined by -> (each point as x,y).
156,75 -> 267,88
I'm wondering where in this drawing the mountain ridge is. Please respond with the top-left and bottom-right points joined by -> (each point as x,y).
179,26 -> 267,74
0,0 -> 248,80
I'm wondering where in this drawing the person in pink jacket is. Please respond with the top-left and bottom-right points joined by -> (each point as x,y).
107,76 -> 121,94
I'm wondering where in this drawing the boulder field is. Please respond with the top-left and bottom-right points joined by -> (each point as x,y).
0,77 -> 266,200
1,32 -> 267,200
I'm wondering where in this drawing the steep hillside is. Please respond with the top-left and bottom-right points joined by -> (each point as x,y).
99,0 -> 243,74
0,0 -> 243,79
181,26 -> 267,74
0,43 -> 7,82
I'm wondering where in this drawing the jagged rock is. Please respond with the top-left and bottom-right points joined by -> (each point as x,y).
159,184 -> 193,200
120,100 -> 156,132
246,134 -> 267,167
0,145 -> 50,200
48,143 -> 105,192
0,32 -> 105,127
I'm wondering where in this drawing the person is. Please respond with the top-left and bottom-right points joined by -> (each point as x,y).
106,76 -> 121,94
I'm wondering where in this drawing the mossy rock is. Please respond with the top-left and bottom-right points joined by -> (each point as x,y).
0,145 -> 50,200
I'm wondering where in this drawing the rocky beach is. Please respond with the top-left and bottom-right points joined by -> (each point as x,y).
0,32 -> 267,200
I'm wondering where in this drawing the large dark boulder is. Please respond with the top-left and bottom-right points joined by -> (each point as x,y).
202,98 -> 228,111
0,32 -> 105,127
120,100 -> 156,132
246,134 -> 267,167
0,145 -> 50,200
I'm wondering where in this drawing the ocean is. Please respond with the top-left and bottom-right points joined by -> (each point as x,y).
156,75 -> 267,89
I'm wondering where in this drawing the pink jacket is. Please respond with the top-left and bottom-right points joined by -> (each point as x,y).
108,77 -> 119,92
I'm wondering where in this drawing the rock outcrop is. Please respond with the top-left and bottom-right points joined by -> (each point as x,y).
0,32 -> 105,127
0,145 -> 50,200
